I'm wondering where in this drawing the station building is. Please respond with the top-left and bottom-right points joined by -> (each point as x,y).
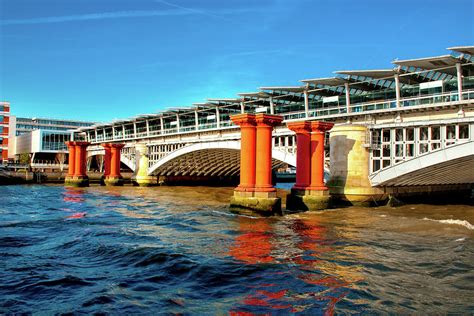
7,111 -> 95,167
0,101 -> 10,163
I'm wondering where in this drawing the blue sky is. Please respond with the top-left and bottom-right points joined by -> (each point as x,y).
0,0 -> 472,122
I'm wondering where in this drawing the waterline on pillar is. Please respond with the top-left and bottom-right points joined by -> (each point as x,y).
65,175 -> 89,187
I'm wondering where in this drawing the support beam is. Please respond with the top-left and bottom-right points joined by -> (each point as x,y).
240,101 -> 245,114
344,82 -> 351,113
395,74 -> 401,108
269,97 -> 275,114
194,110 -> 199,130
456,62 -> 463,101
216,107 -> 221,128
303,90 -> 309,118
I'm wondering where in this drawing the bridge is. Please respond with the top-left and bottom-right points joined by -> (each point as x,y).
74,46 -> 474,205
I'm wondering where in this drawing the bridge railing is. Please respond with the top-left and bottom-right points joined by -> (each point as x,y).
83,89 -> 473,144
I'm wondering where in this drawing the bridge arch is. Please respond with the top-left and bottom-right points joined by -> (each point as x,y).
147,140 -> 297,176
86,149 -> 135,172
369,141 -> 474,186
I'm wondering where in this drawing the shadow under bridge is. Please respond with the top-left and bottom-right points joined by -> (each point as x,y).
147,140 -> 296,177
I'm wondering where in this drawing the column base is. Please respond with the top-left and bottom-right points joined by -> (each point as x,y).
286,188 -> 331,212
104,176 -> 124,186
328,185 -> 387,207
132,175 -> 157,187
65,176 -> 89,187
230,190 -> 281,215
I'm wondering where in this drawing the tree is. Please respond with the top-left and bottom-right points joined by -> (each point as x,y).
55,153 -> 67,172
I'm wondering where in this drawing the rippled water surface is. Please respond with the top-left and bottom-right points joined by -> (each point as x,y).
1,185 -> 473,314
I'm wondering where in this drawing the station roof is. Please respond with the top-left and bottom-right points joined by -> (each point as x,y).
259,86 -> 305,93
238,92 -> 270,98
76,45 -> 473,135
301,77 -> 347,86
448,46 -> 474,55
334,69 -> 396,79
392,55 -> 461,76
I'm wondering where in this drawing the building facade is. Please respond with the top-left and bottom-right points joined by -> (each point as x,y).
0,102 -> 10,163
12,116 -> 95,136
8,115 -> 95,163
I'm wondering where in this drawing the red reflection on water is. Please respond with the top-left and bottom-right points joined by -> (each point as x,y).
62,187 -> 85,203
229,218 -> 274,264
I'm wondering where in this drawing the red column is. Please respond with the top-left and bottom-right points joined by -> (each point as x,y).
109,144 -> 125,178
287,122 -> 311,190
74,142 -> 90,177
231,114 -> 257,192
101,144 -> 111,176
66,141 -> 76,177
308,122 -> 334,190
254,114 -> 283,192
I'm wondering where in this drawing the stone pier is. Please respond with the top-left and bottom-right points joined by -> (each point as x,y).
286,121 -> 334,211
230,113 -> 283,215
132,143 -> 156,186
327,124 -> 386,206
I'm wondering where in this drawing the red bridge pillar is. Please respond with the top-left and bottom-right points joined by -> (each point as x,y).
101,143 -> 125,186
65,141 -> 90,187
286,121 -> 334,211
230,113 -> 283,215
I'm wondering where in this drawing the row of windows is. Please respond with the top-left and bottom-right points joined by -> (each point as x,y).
16,119 -> 93,127
17,124 -> 74,131
41,133 -> 71,151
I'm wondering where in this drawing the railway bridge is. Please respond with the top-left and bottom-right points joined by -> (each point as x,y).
71,46 -> 474,208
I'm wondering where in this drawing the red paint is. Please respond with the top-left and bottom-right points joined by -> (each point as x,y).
231,114 -> 257,191
66,212 -> 87,219
254,114 -> 282,192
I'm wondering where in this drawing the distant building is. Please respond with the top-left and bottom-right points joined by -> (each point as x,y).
11,116 -> 95,136
6,110 -> 95,168
0,101 -> 10,163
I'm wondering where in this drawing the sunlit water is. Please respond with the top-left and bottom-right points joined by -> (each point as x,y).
1,185 -> 473,314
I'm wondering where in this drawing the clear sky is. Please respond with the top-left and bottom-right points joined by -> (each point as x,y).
0,0 -> 472,122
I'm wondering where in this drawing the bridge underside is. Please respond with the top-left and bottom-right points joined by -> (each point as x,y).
150,149 -> 287,177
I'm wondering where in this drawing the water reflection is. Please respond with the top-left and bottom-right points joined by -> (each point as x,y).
62,187 -> 85,203
2,185 -> 472,314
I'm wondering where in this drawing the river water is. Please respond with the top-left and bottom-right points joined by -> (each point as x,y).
0,185 -> 473,314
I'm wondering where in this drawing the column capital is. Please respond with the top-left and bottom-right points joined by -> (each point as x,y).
101,143 -> 111,149
309,121 -> 334,133
109,143 -> 125,149
65,141 -> 75,147
74,141 -> 91,147
287,121 -> 311,134
255,114 -> 283,127
230,113 -> 256,127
